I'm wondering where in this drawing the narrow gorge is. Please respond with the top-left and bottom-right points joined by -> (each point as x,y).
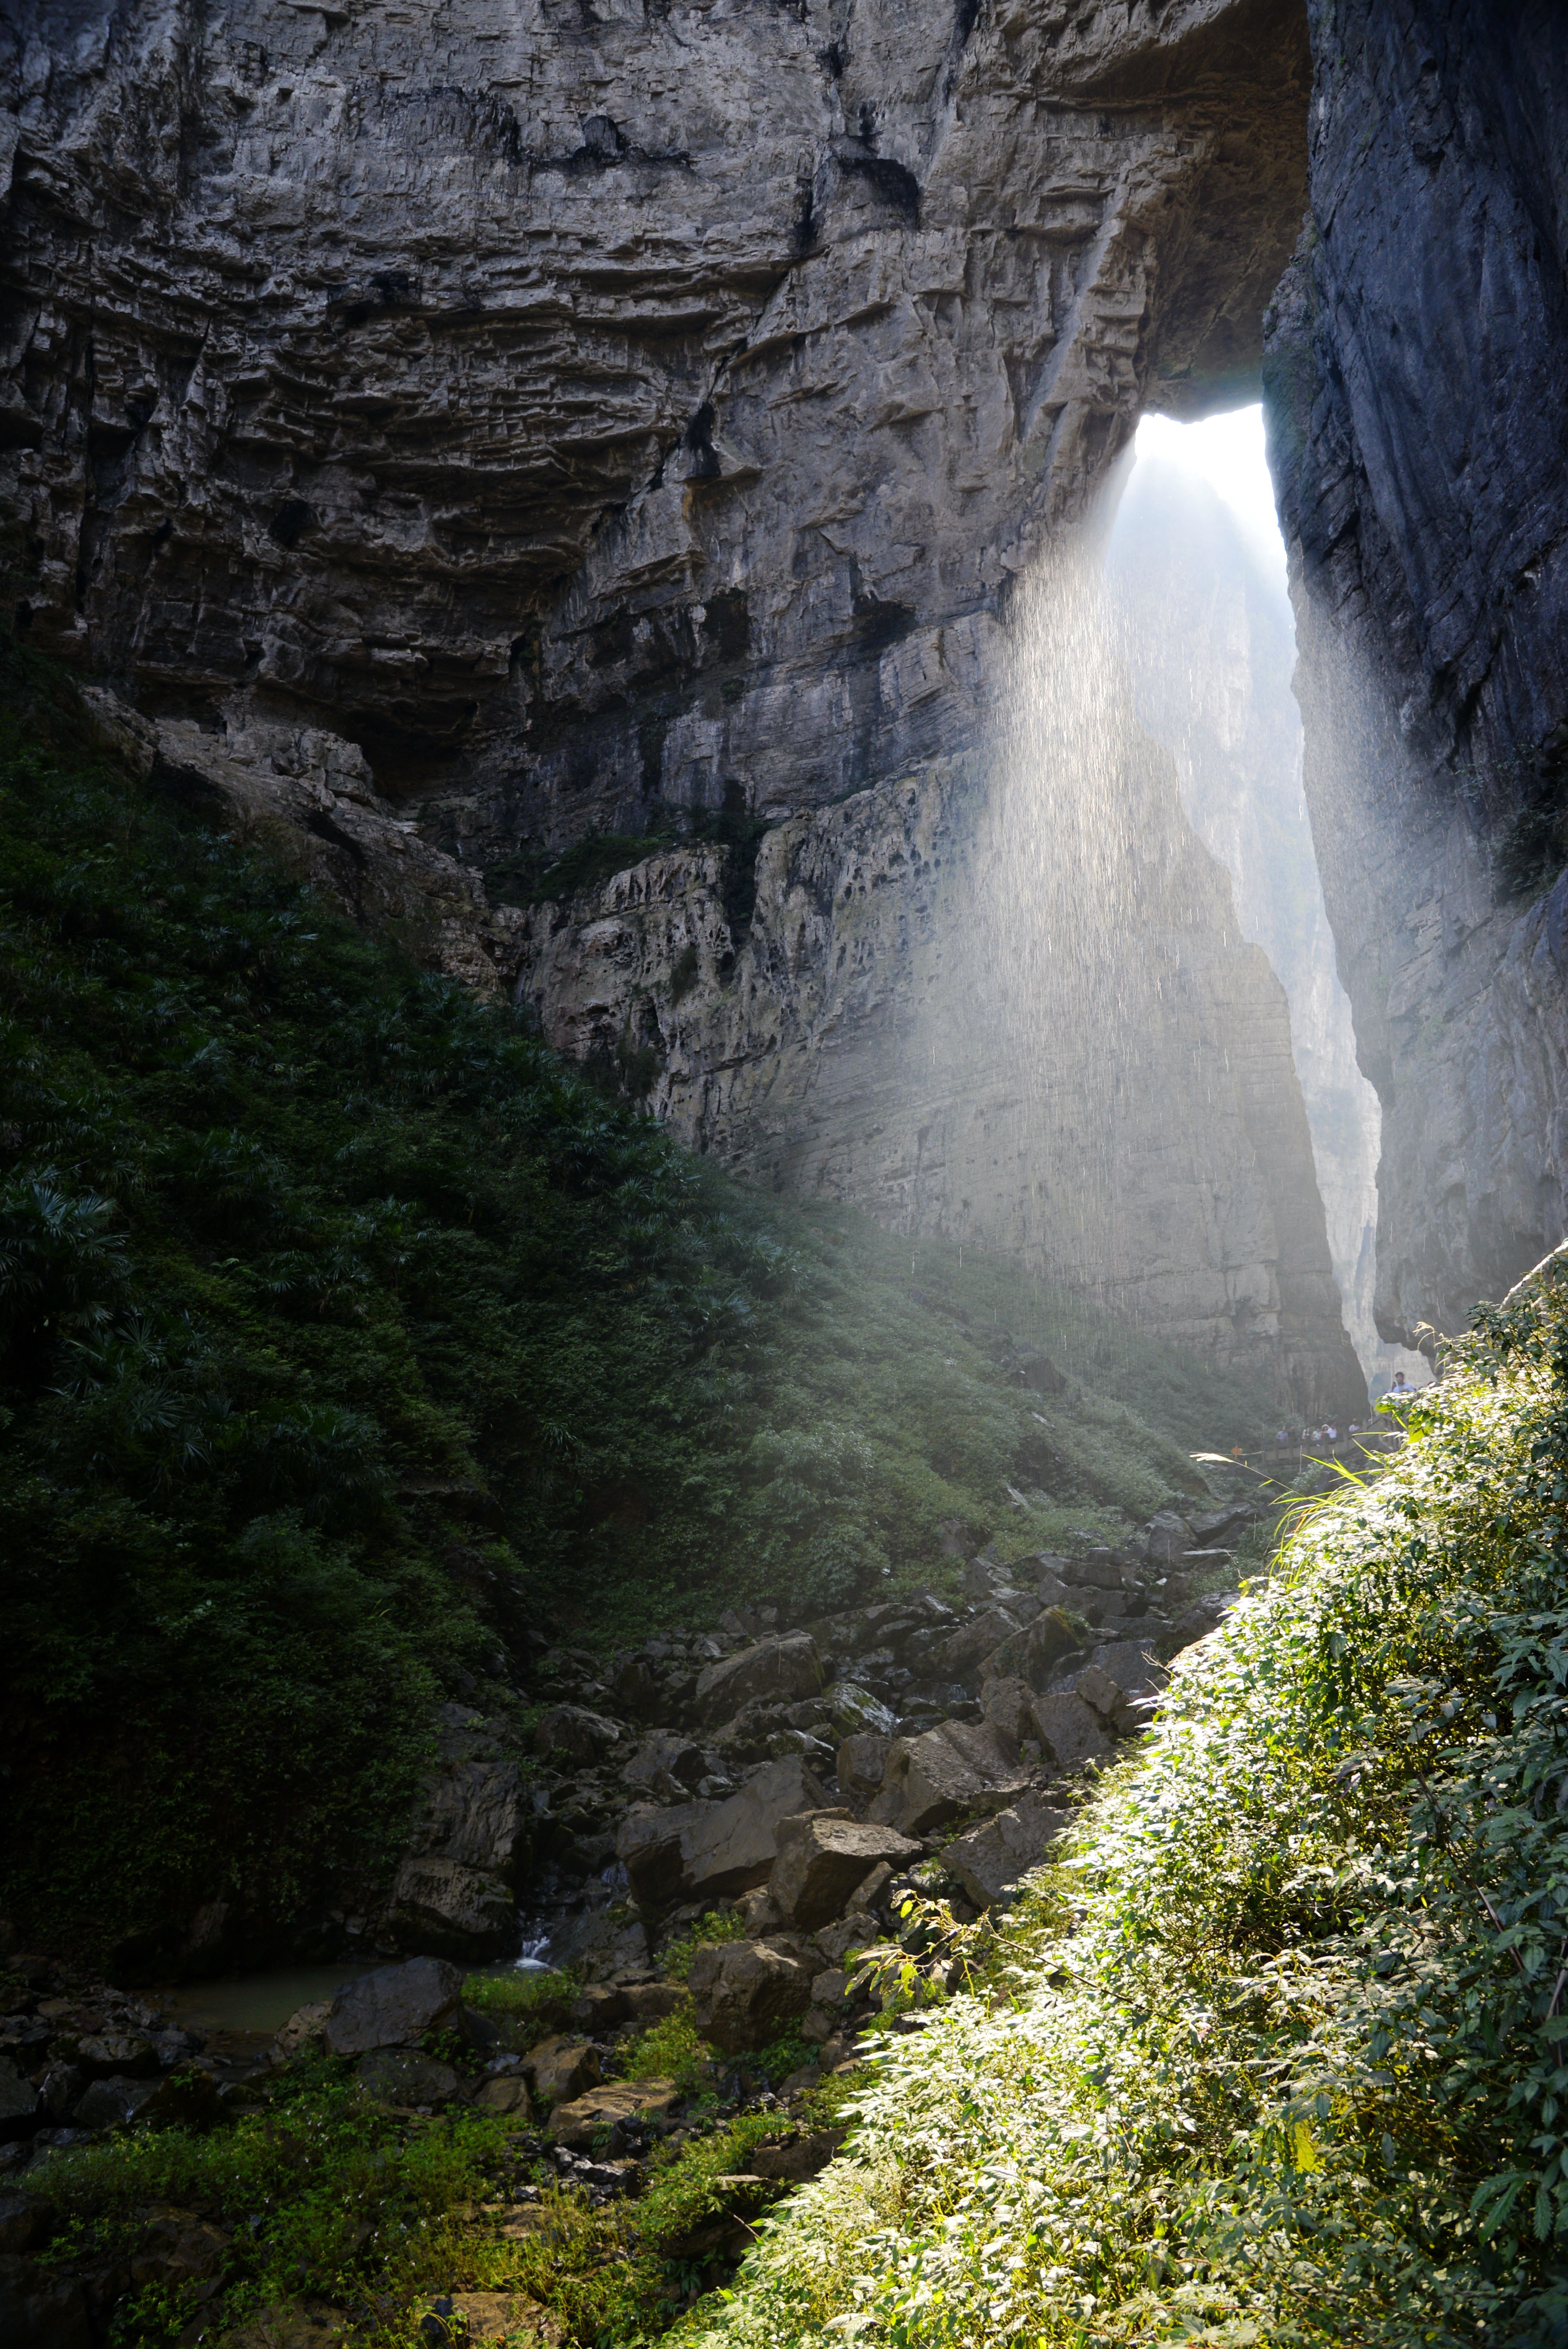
2,2 -> 1567,2344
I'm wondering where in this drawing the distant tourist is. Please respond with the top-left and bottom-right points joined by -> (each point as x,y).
1388,1371 -> 1413,1399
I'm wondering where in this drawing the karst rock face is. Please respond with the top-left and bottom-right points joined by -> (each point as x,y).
2,0 -> 1395,1413
1264,3 -> 1568,1347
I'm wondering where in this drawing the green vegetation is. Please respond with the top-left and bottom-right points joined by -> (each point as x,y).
30,2056 -> 521,2343
658,1911 -> 750,1982
458,1969 -> 578,2048
689,1261 -> 1568,2346
0,678 -> 1265,1960
25,2048 -> 846,2346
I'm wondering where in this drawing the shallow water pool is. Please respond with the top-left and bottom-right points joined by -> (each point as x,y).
157,1963 -> 374,2037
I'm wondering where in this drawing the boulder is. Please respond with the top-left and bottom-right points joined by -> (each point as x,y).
535,1705 -> 624,1764
572,1980 -> 684,2031
471,2075 -> 533,2116
1026,1691 -> 1113,1773
978,1606 -> 1080,1691
688,1938 -> 815,2054
695,1633 -> 820,1726
0,2060 -> 38,2140
1088,1641 -> 1169,1711
823,1682 -> 898,1739
937,1603 -> 1033,1677
681,1757 -> 830,1902
74,2032 -> 160,2081
620,1729 -> 706,1797
944,1794 -> 1069,1907
322,1957 -> 463,2057
126,2208 -> 228,2291
976,1675 -> 1040,1747
617,1756 -> 829,1907
274,2001 -> 331,2059
524,2037 -> 602,2107
72,2074 -> 159,2130
768,1815 -> 924,1930
611,1809 -> 686,1907
386,1854 -> 516,1959
0,2197 -> 47,2256
1143,1511 -> 1193,1565
356,2049 -> 460,2107
550,2078 -> 682,2149
836,1731 -> 891,1800
607,1654 -> 658,1716
388,1707 -> 529,1957
868,1719 -> 1033,1837
748,2130 -> 841,2182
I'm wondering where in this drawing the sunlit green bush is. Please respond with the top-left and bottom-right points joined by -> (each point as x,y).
688,1258 -> 1568,2345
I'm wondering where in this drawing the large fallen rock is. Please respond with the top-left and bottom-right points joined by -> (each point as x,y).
836,1731 -> 891,1800
944,1794 -> 1069,1907
1026,1691 -> 1113,1772
620,1729 -> 707,1796
524,2037 -> 601,2107
387,1706 -> 529,1958
688,1937 -> 815,2054
978,1606 -> 1080,1690
385,1854 -> 516,1959
550,2078 -> 682,2149
1143,1511 -> 1193,1564
617,1756 -> 827,1905
695,1633 -> 820,1726
823,1681 -> 897,1738
867,1720 -> 1032,1837
534,1704 -> 624,1764
769,1814 -> 924,1928
937,1602 -> 1035,1678
321,1957 -> 463,2057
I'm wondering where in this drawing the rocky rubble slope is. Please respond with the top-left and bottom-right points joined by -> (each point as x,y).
504,1494 -> 1283,1982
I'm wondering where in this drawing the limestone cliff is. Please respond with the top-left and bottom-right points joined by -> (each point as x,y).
2,0 -> 1367,1412
1107,449 -> 1425,1392
1265,2 -> 1568,1346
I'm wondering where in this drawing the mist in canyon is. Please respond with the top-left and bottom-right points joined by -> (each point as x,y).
1102,408 -> 1427,1398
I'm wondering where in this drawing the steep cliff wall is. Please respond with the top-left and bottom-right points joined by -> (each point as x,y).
1107,442 -> 1426,1392
1265,2 -> 1568,1346
1,0 -> 1367,1411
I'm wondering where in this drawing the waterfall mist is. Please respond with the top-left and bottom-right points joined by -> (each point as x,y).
895,514 -> 1362,1415
1105,406 -> 1427,1395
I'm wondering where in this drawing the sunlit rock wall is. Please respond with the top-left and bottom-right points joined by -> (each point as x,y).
1265,2 -> 1568,1347
1107,450 -> 1425,1393
2,0 -> 1367,1410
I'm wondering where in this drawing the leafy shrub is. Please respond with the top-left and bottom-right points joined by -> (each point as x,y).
616,2000 -> 714,2096
689,1251 -> 1568,2346
659,1911 -> 749,1981
461,1968 -> 577,2045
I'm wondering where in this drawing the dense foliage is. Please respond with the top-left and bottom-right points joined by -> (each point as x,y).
692,1261 -> 1568,2346
0,686 -> 1267,1959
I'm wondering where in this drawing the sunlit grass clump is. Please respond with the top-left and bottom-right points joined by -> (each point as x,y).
689,1259 -> 1568,2346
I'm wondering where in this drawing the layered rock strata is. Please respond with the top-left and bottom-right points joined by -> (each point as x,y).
1265,3 -> 1568,1344
2,0 -> 1366,1403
